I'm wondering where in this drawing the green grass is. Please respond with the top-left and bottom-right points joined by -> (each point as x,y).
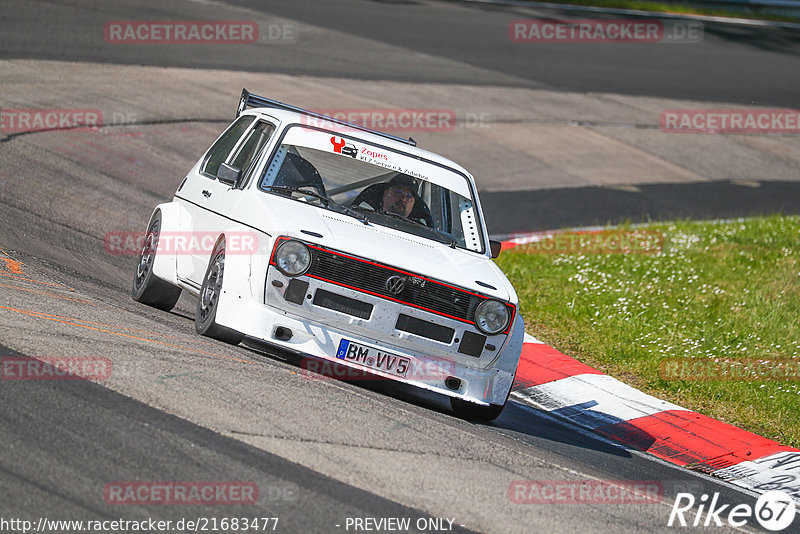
497,215 -> 800,447
518,0 -> 800,23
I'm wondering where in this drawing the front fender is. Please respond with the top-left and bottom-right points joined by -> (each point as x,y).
150,202 -> 184,285
490,313 -> 525,376
214,229 -> 273,330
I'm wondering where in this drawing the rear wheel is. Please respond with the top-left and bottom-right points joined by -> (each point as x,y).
131,212 -> 182,311
195,241 -> 244,345
450,398 -> 506,422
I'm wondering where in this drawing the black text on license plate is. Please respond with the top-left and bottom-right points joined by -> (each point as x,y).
336,339 -> 410,377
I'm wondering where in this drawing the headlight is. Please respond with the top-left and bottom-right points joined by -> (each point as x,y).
474,299 -> 510,335
274,240 -> 311,276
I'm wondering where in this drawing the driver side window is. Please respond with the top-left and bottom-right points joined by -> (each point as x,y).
230,121 -> 276,184
201,115 -> 255,179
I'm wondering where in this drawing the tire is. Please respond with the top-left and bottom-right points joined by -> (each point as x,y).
450,397 -> 506,422
195,241 -> 244,345
131,212 -> 182,311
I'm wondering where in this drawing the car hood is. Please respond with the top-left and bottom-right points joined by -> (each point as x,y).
239,193 -> 514,302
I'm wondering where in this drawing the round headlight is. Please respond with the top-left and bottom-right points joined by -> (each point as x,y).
274,240 -> 311,276
474,300 -> 510,335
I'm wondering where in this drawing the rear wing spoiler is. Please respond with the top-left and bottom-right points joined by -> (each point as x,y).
236,88 -> 417,147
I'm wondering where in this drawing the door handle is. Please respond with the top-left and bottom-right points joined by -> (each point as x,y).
202,190 -> 212,198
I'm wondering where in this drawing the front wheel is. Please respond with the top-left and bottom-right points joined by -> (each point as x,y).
195,241 -> 244,345
450,397 -> 506,422
131,212 -> 182,311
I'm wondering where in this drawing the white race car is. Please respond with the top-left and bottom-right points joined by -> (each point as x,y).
132,90 -> 524,420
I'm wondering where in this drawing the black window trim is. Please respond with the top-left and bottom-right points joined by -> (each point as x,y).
199,114 -> 256,180
231,120 -> 278,189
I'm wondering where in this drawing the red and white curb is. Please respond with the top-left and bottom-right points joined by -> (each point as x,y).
510,333 -> 800,504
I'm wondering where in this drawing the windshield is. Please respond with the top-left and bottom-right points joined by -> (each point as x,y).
258,126 -> 484,253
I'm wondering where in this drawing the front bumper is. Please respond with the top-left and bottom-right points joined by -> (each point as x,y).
217,298 -> 516,406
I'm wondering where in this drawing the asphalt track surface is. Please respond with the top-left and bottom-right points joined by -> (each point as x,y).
4,0 -> 800,234
3,0 -> 799,105
1,0 -> 798,532
483,180 -> 800,234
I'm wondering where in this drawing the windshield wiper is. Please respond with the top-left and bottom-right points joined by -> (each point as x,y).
378,210 -> 421,225
263,185 -> 369,224
376,210 -> 458,247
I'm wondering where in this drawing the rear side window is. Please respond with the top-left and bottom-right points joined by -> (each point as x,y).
202,115 -> 255,178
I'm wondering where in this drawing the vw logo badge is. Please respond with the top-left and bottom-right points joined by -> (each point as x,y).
385,275 -> 406,295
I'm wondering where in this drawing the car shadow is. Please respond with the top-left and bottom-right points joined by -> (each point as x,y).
240,338 -> 638,459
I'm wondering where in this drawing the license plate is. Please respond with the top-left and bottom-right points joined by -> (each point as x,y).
336,339 -> 410,378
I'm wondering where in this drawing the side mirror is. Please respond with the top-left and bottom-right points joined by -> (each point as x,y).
490,240 -> 502,259
217,162 -> 242,187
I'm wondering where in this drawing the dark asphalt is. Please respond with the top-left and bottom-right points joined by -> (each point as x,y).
2,0 -> 796,233
0,342 -> 766,533
483,180 -> 800,235
0,0 -> 798,106
0,345 -> 474,533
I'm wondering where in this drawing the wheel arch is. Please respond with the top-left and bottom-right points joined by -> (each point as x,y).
209,227 -> 261,331
149,202 -> 184,285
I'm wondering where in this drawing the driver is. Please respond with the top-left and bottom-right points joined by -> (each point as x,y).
349,174 -> 434,227
381,174 -> 417,217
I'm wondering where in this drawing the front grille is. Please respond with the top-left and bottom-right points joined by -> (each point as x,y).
305,245 -> 484,324
395,314 -> 454,343
312,289 -> 373,319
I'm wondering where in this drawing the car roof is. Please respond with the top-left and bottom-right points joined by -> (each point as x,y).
242,108 -> 474,181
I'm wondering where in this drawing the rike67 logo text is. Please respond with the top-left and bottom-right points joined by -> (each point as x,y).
668,491 -> 795,531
